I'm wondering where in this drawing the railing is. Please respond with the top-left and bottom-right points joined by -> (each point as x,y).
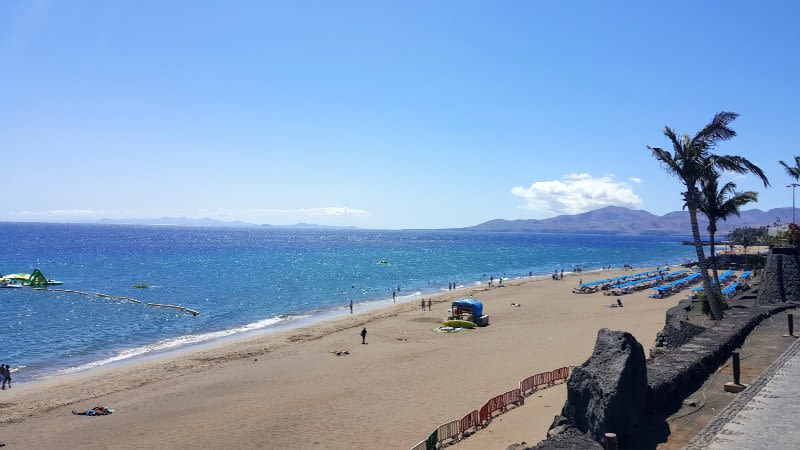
436,420 -> 460,445
408,366 -> 571,449
460,410 -> 479,433
409,439 -> 427,450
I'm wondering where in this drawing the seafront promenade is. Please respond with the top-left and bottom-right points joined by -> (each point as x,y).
685,336 -> 800,449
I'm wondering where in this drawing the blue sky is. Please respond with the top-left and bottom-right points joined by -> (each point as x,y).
1,1 -> 799,228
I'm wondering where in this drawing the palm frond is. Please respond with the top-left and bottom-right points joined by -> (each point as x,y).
693,112 -> 739,148
649,146 -> 682,178
710,155 -> 771,187
779,157 -> 800,181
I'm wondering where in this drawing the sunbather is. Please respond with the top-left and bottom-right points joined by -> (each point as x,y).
73,406 -> 112,416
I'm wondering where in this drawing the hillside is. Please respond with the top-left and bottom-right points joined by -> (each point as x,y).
462,205 -> 792,235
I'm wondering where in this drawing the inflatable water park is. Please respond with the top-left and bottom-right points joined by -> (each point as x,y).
0,269 -> 62,288
0,269 -> 199,316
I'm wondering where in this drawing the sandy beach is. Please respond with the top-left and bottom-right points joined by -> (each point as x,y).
1,268 -> 684,449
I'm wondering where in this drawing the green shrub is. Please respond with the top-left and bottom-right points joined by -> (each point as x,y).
699,290 -> 730,316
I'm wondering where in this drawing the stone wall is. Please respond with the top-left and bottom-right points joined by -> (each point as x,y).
757,252 -> 800,304
647,303 -> 792,413
653,299 -> 706,349
531,302 -> 794,449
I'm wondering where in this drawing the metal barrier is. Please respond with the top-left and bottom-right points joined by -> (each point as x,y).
460,410 -> 480,433
409,439 -> 427,450
507,388 -> 524,406
437,419 -> 461,445
479,402 -> 490,425
487,393 -> 506,416
520,374 -> 537,395
521,367 -> 571,396
411,366 -> 572,448
552,366 -> 570,382
542,370 -> 554,386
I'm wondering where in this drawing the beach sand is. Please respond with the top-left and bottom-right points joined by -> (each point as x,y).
0,268 -> 683,449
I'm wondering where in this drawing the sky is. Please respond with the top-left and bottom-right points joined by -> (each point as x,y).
1,1 -> 799,229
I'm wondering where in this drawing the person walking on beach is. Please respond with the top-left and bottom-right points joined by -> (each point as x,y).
360,327 -> 367,344
349,300 -> 353,314
421,299 -> 426,311
427,299 -> 432,310
1,365 -> 10,390
392,290 -> 396,303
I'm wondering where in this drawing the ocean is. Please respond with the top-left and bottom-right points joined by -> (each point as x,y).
1,223 -> 694,382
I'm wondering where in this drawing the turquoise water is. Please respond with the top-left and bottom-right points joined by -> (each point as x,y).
1,223 -> 694,381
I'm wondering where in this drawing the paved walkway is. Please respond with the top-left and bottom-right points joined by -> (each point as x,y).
685,336 -> 800,449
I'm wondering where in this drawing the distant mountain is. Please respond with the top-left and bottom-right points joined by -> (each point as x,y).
97,217 -> 257,227
461,206 -> 792,235
96,217 -> 359,229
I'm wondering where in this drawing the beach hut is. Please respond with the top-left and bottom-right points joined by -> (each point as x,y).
451,298 -> 489,326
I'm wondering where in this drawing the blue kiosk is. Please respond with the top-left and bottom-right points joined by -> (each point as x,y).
451,298 -> 489,327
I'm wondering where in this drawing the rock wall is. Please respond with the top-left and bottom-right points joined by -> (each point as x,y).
653,300 -> 706,349
757,252 -> 800,304
534,302 -> 794,449
647,303 -> 792,413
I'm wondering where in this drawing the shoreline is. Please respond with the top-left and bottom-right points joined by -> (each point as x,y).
1,265 -> 685,449
17,266 -> 614,385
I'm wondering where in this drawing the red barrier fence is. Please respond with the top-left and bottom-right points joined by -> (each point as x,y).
410,366 -> 572,449
486,393 -> 505,418
520,367 -> 571,396
542,370 -> 554,386
479,402 -> 490,425
520,374 -> 537,394
552,366 -> 570,382
506,388 -> 524,406
460,410 -> 479,433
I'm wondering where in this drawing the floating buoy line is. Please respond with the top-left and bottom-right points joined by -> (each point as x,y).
32,288 -> 199,316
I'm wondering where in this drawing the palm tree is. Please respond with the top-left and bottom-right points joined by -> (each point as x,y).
648,112 -> 770,320
697,172 -> 758,287
779,156 -> 800,181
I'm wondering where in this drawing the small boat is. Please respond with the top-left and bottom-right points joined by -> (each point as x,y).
378,260 -> 388,265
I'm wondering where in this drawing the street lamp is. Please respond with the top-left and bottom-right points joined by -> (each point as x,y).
788,183 -> 800,224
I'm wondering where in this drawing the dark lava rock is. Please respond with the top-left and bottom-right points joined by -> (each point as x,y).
531,425 -> 603,449
654,300 -> 706,349
757,252 -> 800,304
561,328 -> 647,444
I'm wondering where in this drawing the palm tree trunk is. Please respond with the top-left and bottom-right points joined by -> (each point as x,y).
688,200 -> 724,320
709,231 -> 721,287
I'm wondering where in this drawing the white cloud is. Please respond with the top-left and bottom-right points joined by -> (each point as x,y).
629,177 -> 643,183
198,207 -> 371,219
14,209 -> 104,217
294,207 -> 369,217
511,173 -> 643,215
